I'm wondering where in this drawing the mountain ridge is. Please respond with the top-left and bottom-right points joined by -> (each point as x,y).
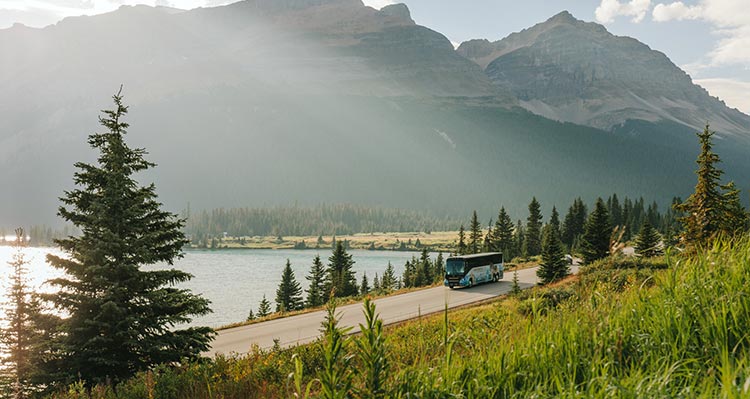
456,10 -> 750,137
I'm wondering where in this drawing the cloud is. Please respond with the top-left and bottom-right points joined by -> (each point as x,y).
595,0 -> 652,23
362,0 -> 394,10
694,77 -> 750,113
653,1 -> 750,66
652,1 -> 701,21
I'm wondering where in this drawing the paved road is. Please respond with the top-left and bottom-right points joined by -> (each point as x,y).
208,264 -> 579,356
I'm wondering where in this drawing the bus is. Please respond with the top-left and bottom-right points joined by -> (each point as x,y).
444,252 -> 503,288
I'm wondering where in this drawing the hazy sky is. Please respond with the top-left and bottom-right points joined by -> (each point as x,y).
1,0 -> 748,112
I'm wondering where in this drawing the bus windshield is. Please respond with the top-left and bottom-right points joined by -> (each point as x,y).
446,260 -> 465,276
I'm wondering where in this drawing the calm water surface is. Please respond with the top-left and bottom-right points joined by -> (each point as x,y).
0,247 -> 420,328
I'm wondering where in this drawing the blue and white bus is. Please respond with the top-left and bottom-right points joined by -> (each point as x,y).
444,252 -> 504,288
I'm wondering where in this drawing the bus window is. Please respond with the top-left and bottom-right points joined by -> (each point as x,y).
446,260 -> 465,276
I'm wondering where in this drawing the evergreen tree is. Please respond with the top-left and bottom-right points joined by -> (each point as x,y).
246,309 -> 256,321
305,255 -> 327,308
580,198 -> 613,264
468,211 -> 482,254
510,270 -> 521,296
1,228 -> 56,396
561,198 -> 587,249
675,125 -> 726,246
327,242 -> 358,297
402,258 -> 417,288
634,220 -> 663,258
419,248 -> 432,285
537,225 -> 569,284
360,272 -> 370,296
433,252 -> 445,284
381,263 -> 396,293
721,181 -> 749,235
492,207 -> 515,258
524,197 -> 543,257
608,194 -> 623,228
372,273 -> 381,293
549,206 -> 561,235
456,225 -> 467,255
513,220 -> 525,260
257,295 -> 271,317
276,259 -> 303,312
45,89 -> 213,386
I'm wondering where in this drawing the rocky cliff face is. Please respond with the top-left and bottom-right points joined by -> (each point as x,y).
457,11 -> 750,137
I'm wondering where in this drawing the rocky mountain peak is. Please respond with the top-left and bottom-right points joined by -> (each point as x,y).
378,3 -> 413,24
456,11 -> 750,136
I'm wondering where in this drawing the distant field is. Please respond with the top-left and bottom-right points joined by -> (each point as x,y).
189,231 -> 459,252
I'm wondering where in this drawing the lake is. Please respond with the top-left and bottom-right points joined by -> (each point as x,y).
0,247 -> 423,328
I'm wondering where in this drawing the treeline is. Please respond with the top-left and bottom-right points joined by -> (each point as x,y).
184,204 -> 460,239
254,245 -> 445,320
0,225 -> 77,247
454,194 -> 684,262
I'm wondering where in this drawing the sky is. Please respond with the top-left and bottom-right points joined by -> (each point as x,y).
1,0 -> 748,113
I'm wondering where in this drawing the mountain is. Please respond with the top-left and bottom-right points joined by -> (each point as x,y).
0,2 -> 748,228
456,11 -> 750,137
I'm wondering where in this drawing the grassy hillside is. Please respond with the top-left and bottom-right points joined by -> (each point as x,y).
43,238 -> 750,398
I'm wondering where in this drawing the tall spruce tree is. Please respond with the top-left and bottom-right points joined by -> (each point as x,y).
305,255 -> 327,307
675,124 -> 727,246
276,259 -> 303,312
580,198 -> 613,264
537,225 -> 569,284
492,207 -> 514,258
524,197 -> 543,257
327,241 -> 358,297
634,220 -> 663,258
468,211 -> 482,254
45,89 -> 213,386
456,225 -> 467,255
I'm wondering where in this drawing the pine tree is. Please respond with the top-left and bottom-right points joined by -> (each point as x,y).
327,241 -> 358,297
381,262 -> 396,293
276,259 -> 303,312
468,211 -> 482,254
524,197 -> 543,257
492,207 -> 515,258
246,309 -> 256,321
608,194 -> 623,228
372,273 -> 381,293
419,248 -> 431,286
561,198 -> 587,250
510,270 -> 521,295
402,259 -> 417,288
456,225 -> 467,255
513,220 -> 525,260
257,295 -> 271,317
1,228 -> 56,396
483,219 -> 493,252
306,255 -> 327,307
360,272 -> 370,296
721,181 -> 749,235
45,89 -> 213,386
549,206 -> 561,235
537,225 -> 569,284
675,124 -> 727,246
433,252 -> 445,284
634,220 -> 663,258
580,198 -> 613,264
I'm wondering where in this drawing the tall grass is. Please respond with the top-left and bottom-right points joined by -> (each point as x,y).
45,238 -> 750,398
